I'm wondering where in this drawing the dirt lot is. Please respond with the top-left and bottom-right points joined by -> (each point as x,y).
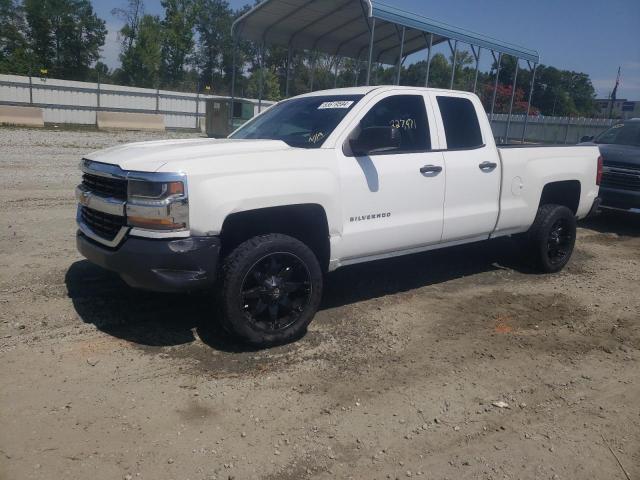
0,126 -> 638,480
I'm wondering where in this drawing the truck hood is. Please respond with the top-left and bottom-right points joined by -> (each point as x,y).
85,138 -> 293,172
582,142 -> 640,168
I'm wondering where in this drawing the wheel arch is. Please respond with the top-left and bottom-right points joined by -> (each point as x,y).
538,180 -> 582,215
220,204 -> 331,272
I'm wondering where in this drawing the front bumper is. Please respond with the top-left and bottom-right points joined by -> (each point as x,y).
600,187 -> 640,214
77,231 -> 221,292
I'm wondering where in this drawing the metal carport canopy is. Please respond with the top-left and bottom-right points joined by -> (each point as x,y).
232,0 -> 540,65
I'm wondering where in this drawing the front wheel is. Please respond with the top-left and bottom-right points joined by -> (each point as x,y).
219,234 -> 323,347
526,204 -> 577,273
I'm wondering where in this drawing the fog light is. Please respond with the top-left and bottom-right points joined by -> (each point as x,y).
168,238 -> 196,253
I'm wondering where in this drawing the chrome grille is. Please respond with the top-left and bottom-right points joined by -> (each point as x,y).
80,206 -> 126,242
82,173 -> 127,200
601,167 -> 640,192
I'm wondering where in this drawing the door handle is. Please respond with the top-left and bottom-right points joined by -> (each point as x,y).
479,161 -> 498,171
420,165 -> 443,174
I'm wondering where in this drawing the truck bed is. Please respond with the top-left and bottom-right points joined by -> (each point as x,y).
492,144 -> 600,237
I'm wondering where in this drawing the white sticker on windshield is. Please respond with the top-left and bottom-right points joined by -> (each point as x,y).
318,101 -> 354,110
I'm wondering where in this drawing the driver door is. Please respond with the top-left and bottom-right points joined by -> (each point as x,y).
336,92 -> 446,262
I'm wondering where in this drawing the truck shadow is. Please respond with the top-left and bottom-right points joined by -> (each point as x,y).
321,237 -> 527,309
579,211 -> 640,237
65,236 -> 532,353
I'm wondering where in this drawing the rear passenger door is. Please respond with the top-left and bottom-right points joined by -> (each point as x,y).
432,94 -> 501,242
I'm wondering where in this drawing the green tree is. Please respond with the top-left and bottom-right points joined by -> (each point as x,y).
111,0 -> 143,55
246,67 -> 280,101
160,0 -> 195,88
86,60 -> 112,83
23,0 -> 106,80
499,59 -> 596,117
423,53 -> 451,89
193,0 -> 232,92
0,0 -> 29,74
114,14 -> 162,87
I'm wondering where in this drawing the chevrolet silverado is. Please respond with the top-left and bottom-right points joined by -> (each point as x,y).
75,86 -> 601,347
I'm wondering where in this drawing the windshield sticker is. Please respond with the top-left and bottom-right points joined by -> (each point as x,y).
308,132 -> 326,144
318,101 -> 354,110
390,119 -> 417,130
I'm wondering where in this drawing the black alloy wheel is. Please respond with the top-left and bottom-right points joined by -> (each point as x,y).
527,204 -> 577,273
219,234 -> 323,347
240,252 -> 312,332
546,218 -> 574,266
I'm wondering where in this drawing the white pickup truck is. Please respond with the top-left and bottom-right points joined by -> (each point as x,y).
76,86 -> 601,346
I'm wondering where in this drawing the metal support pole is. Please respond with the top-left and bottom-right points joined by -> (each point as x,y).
195,81 -> 200,130
309,51 -> 317,91
471,46 -> 481,94
396,27 -> 405,85
334,56 -> 340,88
354,59 -> 360,86
156,86 -> 160,112
505,59 -> 519,142
230,38 -> 238,130
258,42 -> 264,113
96,72 -> 101,109
285,45 -> 292,97
490,52 -> 502,120
28,67 -> 33,104
96,72 -> 101,126
448,40 -> 458,90
522,62 -> 537,142
366,18 -> 376,86
425,33 -> 433,87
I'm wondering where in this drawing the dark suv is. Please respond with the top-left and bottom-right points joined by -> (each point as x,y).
581,119 -> 640,214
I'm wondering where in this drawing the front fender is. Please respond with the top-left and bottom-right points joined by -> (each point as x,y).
187,169 -> 342,237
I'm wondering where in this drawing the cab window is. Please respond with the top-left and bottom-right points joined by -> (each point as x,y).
360,95 -> 430,153
436,96 -> 484,149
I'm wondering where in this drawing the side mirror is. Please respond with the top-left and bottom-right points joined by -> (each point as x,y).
349,126 -> 401,156
580,135 -> 594,143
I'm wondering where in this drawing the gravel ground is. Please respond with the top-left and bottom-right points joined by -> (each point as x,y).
0,126 -> 639,480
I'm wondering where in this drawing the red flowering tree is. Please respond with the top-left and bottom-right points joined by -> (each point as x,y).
480,84 -> 540,116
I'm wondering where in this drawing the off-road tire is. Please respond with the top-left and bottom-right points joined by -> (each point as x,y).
219,234 -> 323,347
526,204 -> 577,273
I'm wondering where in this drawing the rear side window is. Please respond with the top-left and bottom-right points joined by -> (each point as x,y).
360,95 -> 430,152
436,96 -> 483,149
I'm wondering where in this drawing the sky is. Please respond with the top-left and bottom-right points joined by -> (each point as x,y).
93,0 -> 640,99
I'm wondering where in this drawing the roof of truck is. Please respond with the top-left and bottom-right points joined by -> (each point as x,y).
295,85 -> 477,98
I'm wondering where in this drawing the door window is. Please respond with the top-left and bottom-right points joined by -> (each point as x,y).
436,96 -> 483,149
360,95 -> 430,153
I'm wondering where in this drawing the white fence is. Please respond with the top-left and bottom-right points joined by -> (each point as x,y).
1,73 -> 618,143
0,74 -> 273,129
490,113 -> 616,144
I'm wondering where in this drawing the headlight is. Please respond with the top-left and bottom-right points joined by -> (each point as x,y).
126,177 -> 188,231
128,180 -> 184,200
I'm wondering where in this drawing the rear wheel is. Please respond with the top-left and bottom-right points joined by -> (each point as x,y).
219,234 -> 323,347
526,204 -> 577,273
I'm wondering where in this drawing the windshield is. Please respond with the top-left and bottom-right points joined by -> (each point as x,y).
594,122 -> 640,147
230,95 -> 363,148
